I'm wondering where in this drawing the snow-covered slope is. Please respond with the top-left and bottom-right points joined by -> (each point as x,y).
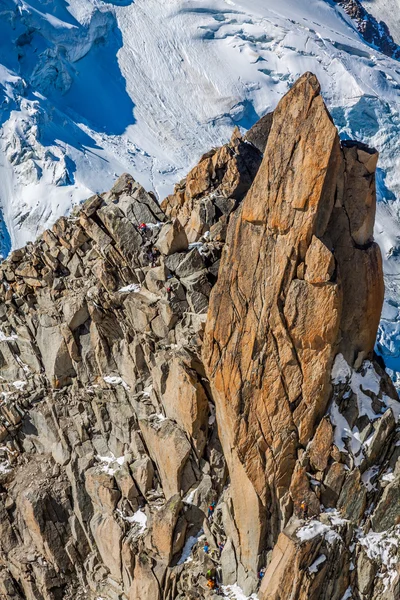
2,0 -> 400,377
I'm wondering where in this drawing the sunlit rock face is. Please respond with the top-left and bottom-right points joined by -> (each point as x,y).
0,74 -> 399,600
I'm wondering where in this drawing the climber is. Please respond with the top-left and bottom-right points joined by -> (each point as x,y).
206,568 -> 216,581
139,222 -> 147,231
151,246 -> 159,267
208,501 -> 216,519
300,500 -> 308,520
146,247 -> 158,267
203,542 -> 209,554
218,542 -> 224,555
258,567 -> 265,581
207,579 -> 216,590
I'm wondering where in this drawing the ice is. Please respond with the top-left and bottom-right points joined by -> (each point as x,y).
308,554 -> 326,574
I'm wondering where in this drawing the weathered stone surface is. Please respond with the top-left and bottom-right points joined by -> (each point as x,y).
85,467 -> 121,512
0,74 -> 398,600
148,495 -> 183,563
139,418 -> 194,499
309,417 -> 334,472
244,111 -> 274,153
161,356 -> 209,456
155,220 -> 188,256
304,236 -> 335,284
130,457 -> 154,497
128,554 -> 161,600
203,72 -> 385,585
90,512 -> 124,581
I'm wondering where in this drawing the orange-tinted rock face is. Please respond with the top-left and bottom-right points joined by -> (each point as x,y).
1,72 -> 396,600
203,72 -> 384,583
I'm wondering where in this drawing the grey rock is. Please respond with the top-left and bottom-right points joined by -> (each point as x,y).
156,220 -> 188,256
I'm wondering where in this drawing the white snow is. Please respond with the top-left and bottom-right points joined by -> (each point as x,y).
332,354 -> 352,385
118,283 -> 141,294
381,469 -> 395,483
0,459 -> 11,474
97,453 -> 125,475
331,354 -> 385,420
177,529 -> 203,565
362,465 -> 380,491
308,554 -> 326,574
329,400 -> 362,460
360,0 -> 400,44
103,375 -> 130,391
221,584 -> 259,600
297,519 -> 342,546
357,526 -> 400,589
297,520 -> 331,542
0,330 -> 18,343
330,355 -> 400,464
183,485 -> 199,505
118,508 -> 148,533
12,380 -> 27,391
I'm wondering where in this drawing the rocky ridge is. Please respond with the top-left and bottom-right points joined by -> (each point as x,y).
0,73 -> 398,600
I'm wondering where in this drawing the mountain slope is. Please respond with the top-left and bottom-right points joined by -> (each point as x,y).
3,0 -> 400,376
0,75 -> 399,600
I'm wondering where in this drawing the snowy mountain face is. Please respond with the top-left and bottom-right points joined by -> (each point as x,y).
2,0 -> 400,378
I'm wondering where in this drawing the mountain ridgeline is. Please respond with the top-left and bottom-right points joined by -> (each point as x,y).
0,73 -> 399,600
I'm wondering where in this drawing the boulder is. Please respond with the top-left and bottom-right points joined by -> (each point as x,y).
139,418 -> 194,499
161,357 -> 208,456
155,220 -> 188,256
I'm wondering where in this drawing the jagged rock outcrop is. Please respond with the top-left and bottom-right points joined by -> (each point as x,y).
204,73 -> 400,597
0,123 -> 263,600
0,72 -> 399,600
333,0 -> 400,60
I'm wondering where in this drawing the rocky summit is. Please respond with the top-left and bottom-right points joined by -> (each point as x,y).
0,73 -> 399,600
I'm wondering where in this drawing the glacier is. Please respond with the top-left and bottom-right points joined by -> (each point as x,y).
2,0 -> 400,378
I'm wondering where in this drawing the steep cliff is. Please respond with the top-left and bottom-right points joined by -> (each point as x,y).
0,73 -> 399,600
